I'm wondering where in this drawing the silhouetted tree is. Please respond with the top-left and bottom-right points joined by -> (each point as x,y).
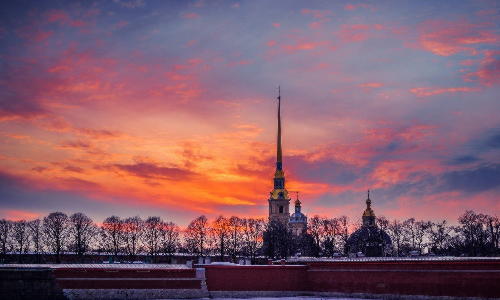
101,216 -> 124,258
428,220 -> 452,255
211,216 -> 230,259
162,221 -> 180,262
241,218 -> 265,262
123,216 -> 143,260
228,216 -> 243,261
69,212 -> 96,261
307,216 -> 324,257
12,220 -> 29,262
143,216 -> 163,262
263,219 -> 293,259
0,219 -> 11,259
43,212 -> 69,263
387,219 -> 405,256
28,219 -> 43,262
185,215 -> 208,256
456,210 -> 493,256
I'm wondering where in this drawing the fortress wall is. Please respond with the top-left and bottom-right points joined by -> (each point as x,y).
1,260 -> 499,299
204,260 -> 500,298
307,260 -> 500,298
204,265 -> 309,291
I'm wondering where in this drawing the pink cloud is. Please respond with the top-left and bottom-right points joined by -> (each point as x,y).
301,8 -> 333,29
46,10 -> 70,23
300,9 -> 333,19
267,40 -> 277,47
272,23 -> 281,28
344,3 -> 373,11
359,82 -> 383,88
46,9 -> 87,27
338,24 -> 382,43
0,209 -> 41,221
410,86 -> 479,97
183,12 -> 200,19
464,50 -> 500,86
418,19 -> 498,56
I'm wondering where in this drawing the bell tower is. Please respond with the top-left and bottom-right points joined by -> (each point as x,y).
268,87 -> 290,223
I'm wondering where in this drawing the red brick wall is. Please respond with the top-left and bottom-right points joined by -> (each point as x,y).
204,265 -> 309,291
307,261 -> 500,298
53,268 -> 201,289
204,260 -> 500,298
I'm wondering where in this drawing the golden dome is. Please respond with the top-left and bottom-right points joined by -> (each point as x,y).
270,188 -> 289,200
363,207 -> 375,217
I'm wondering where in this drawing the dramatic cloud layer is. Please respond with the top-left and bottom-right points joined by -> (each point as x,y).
0,0 -> 498,226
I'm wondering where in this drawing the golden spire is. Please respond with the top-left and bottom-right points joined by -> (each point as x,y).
270,86 -> 287,199
276,86 -> 282,170
363,189 -> 375,217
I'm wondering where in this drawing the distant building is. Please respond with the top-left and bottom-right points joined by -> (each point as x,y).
289,196 -> 307,236
267,88 -> 307,234
346,191 -> 392,257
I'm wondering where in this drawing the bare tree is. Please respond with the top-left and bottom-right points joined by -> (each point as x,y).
143,216 -> 163,262
43,212 -> 69,263
101,216 -> 124,258
487,215 -> 499,251
0,219 -> 12,259
69,213 -> 96,260
185,215 -> 208,256
123,216 -> 143,260
428,220 -> 452,255
12,220 -> 30,262
162,221 -> 180,261
322,218 -> 339,257
307,215 -> 324,256
228,216 -> 243,261
388,219 -> 404,256
28,219 -> 43,262
414,220 -> 431,254
211,216 -> 230,259
28,219 -> 43,255
242,218 -> 265,262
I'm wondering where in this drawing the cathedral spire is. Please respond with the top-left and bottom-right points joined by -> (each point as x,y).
276,86 -> 282,171
366,189 -> 371,209
363,189 -> 376,226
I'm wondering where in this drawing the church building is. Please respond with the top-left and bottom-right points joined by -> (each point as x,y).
267,88 -> 307,235
346,191 -> 392,256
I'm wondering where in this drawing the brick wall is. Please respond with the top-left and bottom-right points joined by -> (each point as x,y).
204,260 -> 500,298
205,265 -> 309,291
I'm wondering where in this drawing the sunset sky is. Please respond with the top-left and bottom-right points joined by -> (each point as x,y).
0,0 -> 499,226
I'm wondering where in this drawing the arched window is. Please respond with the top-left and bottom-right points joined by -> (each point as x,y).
279,206 -> 283,213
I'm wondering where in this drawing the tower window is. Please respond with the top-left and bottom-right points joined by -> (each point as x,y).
279,206 -> 283,213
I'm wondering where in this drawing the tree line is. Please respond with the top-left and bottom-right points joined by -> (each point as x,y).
0,210 -> 498,263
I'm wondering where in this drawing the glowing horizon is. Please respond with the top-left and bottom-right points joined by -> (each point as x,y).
0,0 -> 499,227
